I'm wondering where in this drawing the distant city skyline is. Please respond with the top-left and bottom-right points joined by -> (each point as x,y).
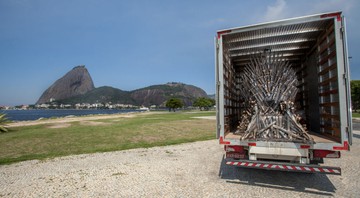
1,0 -> 359,106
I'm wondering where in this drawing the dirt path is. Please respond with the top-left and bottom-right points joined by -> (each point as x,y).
1,131 -> 359,197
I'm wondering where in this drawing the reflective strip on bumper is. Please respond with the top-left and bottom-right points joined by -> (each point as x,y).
226,160 -> 341,175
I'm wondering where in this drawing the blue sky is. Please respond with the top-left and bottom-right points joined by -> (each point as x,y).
0,0 -> 359,106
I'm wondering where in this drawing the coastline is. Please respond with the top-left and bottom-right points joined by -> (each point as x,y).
7,111 -> 157,128
1,109 -> 147,122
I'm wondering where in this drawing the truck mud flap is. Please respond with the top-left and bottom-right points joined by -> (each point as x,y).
226,160 -> 341,175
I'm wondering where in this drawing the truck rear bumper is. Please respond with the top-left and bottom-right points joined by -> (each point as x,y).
226,159 -> 341,175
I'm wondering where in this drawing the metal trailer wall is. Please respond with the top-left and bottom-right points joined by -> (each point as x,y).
304,51 -> 320,133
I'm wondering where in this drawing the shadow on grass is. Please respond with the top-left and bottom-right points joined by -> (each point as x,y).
218,155 -> 336,196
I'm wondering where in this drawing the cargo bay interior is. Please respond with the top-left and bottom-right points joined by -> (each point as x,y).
220,18 -> 342,143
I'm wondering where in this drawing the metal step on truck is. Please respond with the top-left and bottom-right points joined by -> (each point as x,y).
215,11 -> 352,175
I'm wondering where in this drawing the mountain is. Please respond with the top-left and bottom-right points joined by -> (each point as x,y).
58,86 -> 134,105
37,66 -> 209,106
36,66 -> 95,104
57,83 -> 208,107
207,94 -> 215,99
130,82 -> 208,106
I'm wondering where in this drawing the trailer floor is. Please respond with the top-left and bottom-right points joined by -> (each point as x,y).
224,131 -> 338,143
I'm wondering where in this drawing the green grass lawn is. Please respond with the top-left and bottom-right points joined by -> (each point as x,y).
352,112 -> 360,118
0,111 -> 216,165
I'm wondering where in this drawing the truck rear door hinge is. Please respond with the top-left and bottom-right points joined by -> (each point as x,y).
340,27 -> 345,40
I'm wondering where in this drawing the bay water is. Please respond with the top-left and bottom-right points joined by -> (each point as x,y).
1,109 -> 143,121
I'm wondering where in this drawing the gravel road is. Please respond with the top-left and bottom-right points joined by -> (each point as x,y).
1,129 -> 359,197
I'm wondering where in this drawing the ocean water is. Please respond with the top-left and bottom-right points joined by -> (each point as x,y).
0,109 -> 143,121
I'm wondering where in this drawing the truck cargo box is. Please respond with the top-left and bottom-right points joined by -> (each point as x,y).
215,12 -> 352,174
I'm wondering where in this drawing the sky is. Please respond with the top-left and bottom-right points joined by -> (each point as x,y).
0,0 -> 359,106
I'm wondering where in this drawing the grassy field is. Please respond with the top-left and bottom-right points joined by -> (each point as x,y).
0,111 -> 216,165
352,113 -> 360,118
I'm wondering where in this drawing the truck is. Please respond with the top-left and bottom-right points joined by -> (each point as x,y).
215,11 -> 352,175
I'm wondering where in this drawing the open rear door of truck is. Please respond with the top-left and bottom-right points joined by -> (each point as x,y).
215,36 -> 220,139
340,15 -> 353,145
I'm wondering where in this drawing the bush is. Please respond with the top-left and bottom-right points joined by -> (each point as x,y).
0,113 -> 9,133
165,98 -> 184,112
193,97 -> 215,111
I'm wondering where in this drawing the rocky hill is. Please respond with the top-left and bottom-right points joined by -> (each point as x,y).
58,86 -> 134,105
57,83 -> 207,106
130,83 -> 208,106
36,66 -> 95,104
38,66 -> 208,106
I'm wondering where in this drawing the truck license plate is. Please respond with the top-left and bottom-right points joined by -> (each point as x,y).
226,153 -> 245,159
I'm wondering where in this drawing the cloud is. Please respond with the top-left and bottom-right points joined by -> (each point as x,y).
256,0 -> 357,23
312,0 -> 355,14
262,0 -> 288,21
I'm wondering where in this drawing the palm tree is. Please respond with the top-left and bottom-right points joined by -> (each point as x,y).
0,113 -> 9,133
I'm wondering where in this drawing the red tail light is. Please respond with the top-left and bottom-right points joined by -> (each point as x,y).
225,145 -> 244,152
248,142 -> 256,146
313,150 -> 341,158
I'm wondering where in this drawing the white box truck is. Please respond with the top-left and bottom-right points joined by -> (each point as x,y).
215,12 -> 352,175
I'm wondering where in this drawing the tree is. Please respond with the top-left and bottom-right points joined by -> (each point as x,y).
0,113 -> 9,133
193,97 -> 215,111
165,98 -> 183,112
351,80 -> 360,112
